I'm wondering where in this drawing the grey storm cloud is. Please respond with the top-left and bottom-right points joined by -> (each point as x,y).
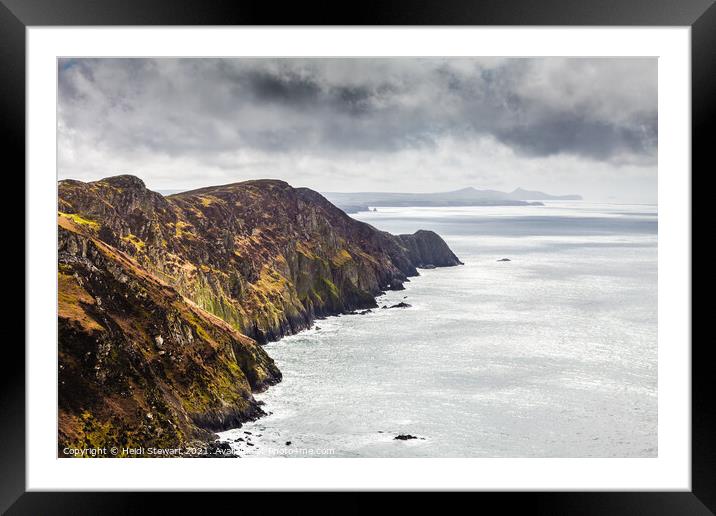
58,57 -> 657,162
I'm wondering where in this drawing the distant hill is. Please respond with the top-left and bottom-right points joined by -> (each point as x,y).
323,187 -> 582,213
505,187 -> 582,201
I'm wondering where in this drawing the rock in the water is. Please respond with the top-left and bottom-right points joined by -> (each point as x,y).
497,258 -> 511,262
387,302 -> 411,309
394,434 -> 421,440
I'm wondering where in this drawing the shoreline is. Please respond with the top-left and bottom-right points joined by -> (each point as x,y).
216,265 -> 440,456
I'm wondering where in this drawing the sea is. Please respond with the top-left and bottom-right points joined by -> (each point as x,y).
219,201 -> 658,458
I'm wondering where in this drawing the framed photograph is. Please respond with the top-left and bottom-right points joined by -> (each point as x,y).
6,0 -> 710,512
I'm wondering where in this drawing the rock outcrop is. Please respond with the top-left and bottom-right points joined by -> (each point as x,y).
398,230 -> 463,269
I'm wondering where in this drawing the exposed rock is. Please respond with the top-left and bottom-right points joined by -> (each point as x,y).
345,308 -> 373,315
497,258 -> 511,262
397,230 -> 463,268
387,302 -> 411,309
394,434 -> 422,440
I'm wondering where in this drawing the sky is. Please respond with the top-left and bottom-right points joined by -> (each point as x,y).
58,58 -> 657,202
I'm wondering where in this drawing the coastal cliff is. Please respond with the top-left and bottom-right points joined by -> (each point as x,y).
58,216 -> 281,455
57,175 -> 461,453
58,175 -> 461,343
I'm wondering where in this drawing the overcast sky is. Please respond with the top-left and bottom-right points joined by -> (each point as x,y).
58,58 -> 657,202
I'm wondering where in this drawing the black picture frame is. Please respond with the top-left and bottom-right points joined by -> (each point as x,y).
4,0 -> 709,513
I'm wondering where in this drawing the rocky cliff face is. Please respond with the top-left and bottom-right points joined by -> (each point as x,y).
398,230 -> 465,269
58,175 -> 461,343
58,216 -> 281,455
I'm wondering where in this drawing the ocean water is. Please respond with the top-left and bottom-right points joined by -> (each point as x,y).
219,202 -> 657,457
